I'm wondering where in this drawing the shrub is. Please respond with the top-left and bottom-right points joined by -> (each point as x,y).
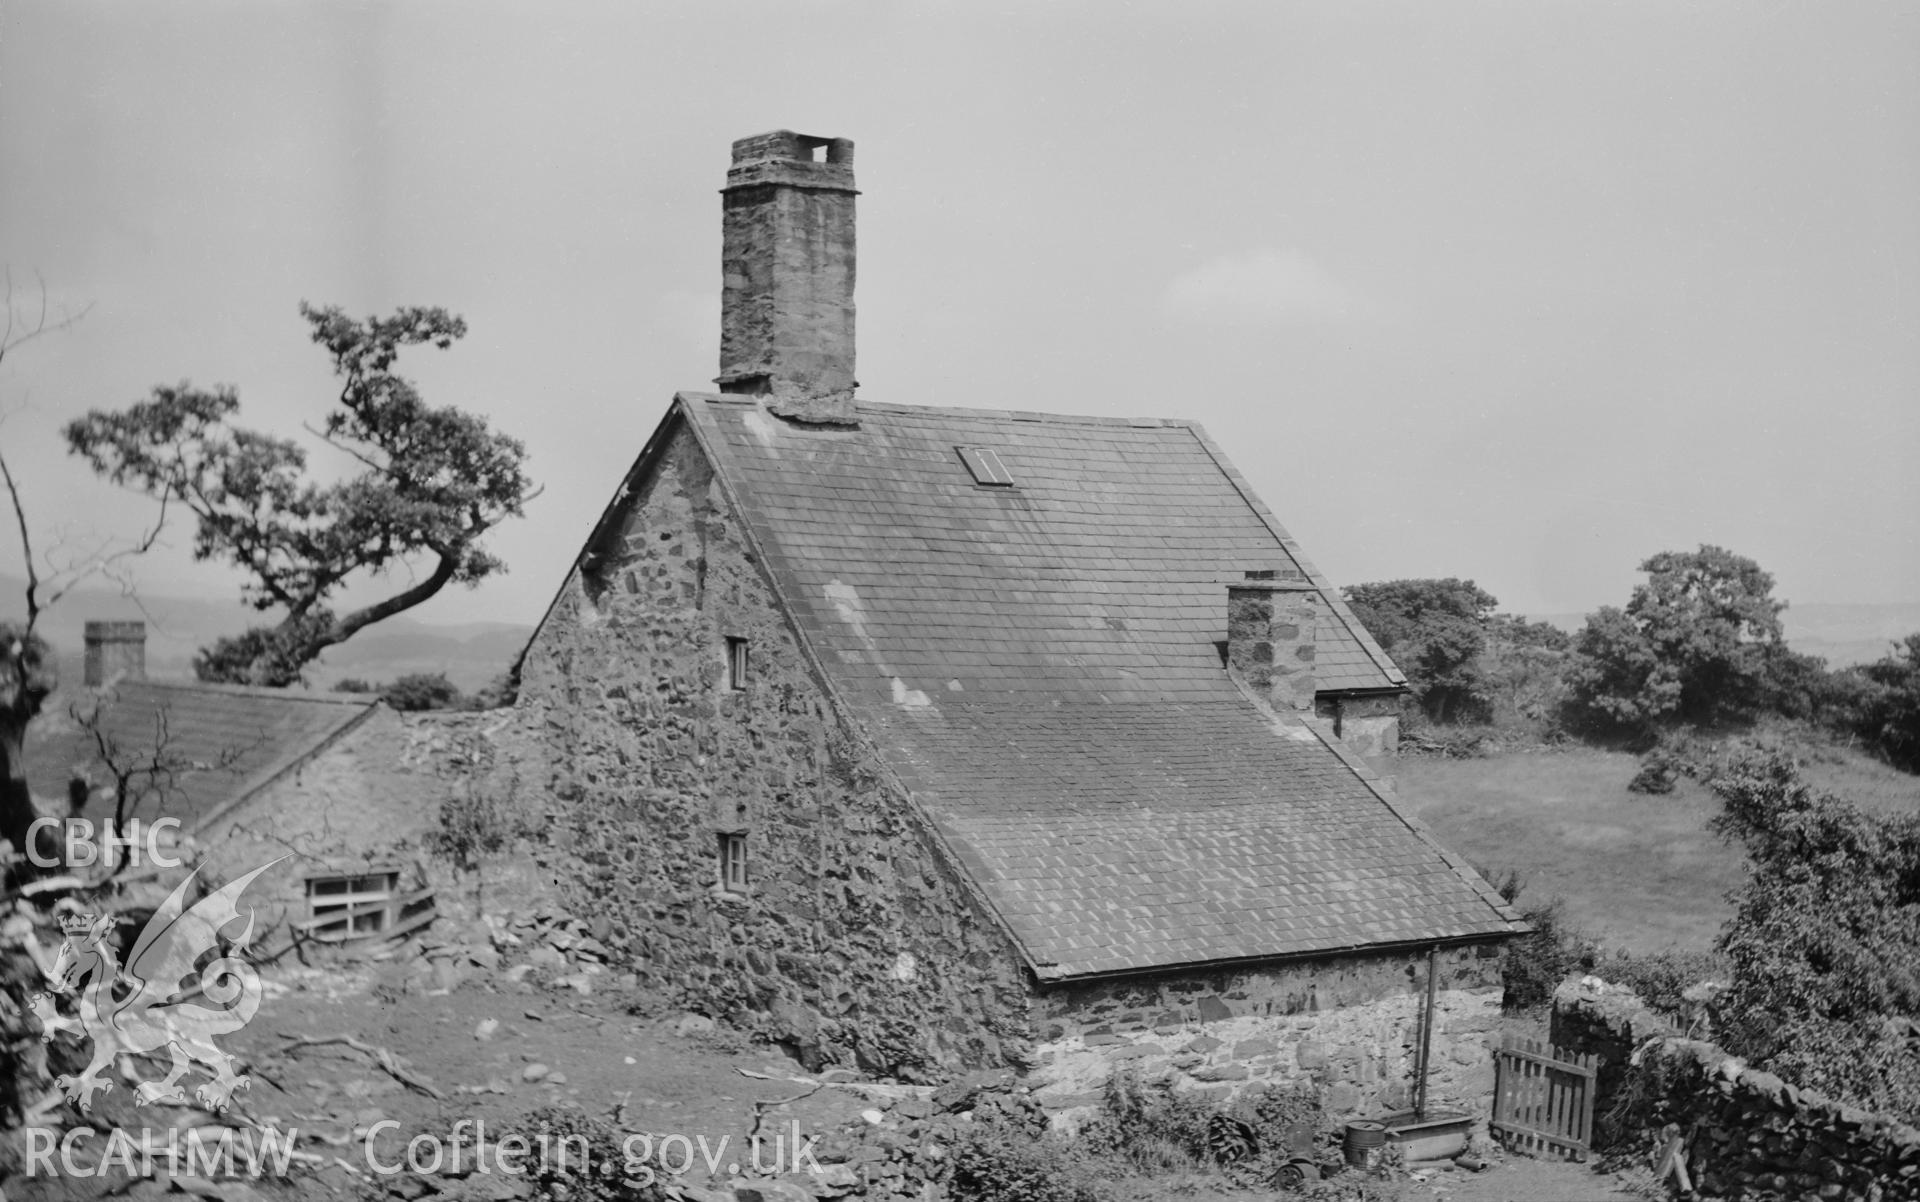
1503,894 -> 1598,1013
429,728 -> 532,872
1484,859 -> 1600,1014
1839,634 -> 1920,771
1626,749 -> 1679,795
1594,948 -> 1727,1030
1083,1066 -> 1217,1172
382,671 -> 463,711
1708,749 -> 1920,1119
331,677 -> 374,693
1081,1071 -> 1333,1191
948,1119 -> 1109,1202
1243,1080 -> 1324,1159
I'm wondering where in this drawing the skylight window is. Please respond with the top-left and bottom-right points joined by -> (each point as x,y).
956,446 -> 1014,487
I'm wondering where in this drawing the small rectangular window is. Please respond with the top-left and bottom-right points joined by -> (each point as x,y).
956,446 -> 1014,487
718,832 -> 748,892
727,637 -> 750,689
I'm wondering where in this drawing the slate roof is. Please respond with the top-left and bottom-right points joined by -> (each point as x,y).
25,680 -> 377,832
622,395 -> 1521,979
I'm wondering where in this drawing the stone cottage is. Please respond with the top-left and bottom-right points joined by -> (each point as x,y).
517,131 -> 1526,1124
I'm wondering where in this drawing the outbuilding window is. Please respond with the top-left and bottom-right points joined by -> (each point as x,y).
306,871 -> 400,937
727,637 -> 750,690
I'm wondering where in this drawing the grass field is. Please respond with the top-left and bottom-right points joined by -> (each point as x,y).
1392,741 -> 1920,955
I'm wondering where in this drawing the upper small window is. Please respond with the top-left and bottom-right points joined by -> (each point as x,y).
727,637 -> 750,690
956,446 -> 1014,487
718,832 -> 749,893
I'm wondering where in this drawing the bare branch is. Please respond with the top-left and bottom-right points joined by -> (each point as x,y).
0,449 -> 41,631
273,1034 -> 446,1099
34,489 -> 171,620
0,267 -> 94,367
0,271 -> 154,633
69,695 -> 265,876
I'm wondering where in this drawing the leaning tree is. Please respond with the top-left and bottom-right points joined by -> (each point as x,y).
66,304 -> 536,686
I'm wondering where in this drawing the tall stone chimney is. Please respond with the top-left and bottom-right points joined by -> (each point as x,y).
1226,571 -> 1319,713
717,130 -> 858,424
84,620 -> 146,688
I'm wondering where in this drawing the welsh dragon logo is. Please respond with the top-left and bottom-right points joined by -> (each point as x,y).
30,860 -> 283,1113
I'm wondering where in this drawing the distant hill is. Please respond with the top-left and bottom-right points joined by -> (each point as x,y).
1,573 -> 534,693
9,573 -> 1912,690
1777,602 -> 1920,669
1531,602 -> 1920,669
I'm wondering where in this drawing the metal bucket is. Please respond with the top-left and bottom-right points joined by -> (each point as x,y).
1343,1120 -> 1388,1169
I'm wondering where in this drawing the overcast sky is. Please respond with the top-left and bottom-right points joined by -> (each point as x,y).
3,1 -> 1916,633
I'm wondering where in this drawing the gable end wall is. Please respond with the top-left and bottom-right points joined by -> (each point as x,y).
517,423 -> 1032,1075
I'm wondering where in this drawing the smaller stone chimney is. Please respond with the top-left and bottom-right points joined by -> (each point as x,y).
1226,571 -> 1318,713
717,130 -> 859,425
84,620 -> 146,688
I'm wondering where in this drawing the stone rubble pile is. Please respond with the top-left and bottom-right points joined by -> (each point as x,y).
378,900 -> 634,997
796,1069 -> 1042,1201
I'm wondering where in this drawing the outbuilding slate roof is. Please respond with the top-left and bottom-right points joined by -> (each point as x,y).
25,680 -> 377,833
651,394 -> 1521,979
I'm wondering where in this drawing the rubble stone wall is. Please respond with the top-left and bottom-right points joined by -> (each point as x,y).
516,421 -> 1031,1076
1026,942 -> 1506,1130
1552,979 -> 1920,1199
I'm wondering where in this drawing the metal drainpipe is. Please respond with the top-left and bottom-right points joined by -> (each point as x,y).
1415,944 -> 1440,1118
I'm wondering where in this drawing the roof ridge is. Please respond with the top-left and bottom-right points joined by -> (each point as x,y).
109,679 -> 379,707
684,391 -> 1198,429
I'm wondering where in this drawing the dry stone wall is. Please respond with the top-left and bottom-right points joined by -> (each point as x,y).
516,422 -> 1031,1077
1553,978 -> 1920,1200
1026,943 -> 1505,1130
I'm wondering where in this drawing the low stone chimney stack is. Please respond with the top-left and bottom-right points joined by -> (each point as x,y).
1226,571 -> 1318,713
83,620 -> 146,688
717,130 -> 859,425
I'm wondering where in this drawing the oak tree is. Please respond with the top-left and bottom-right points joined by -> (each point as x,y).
1568,545 -> 1787,730
66,304 -> 535,686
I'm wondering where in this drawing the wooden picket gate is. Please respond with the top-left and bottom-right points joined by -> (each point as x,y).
1490,1034 -> 1598,1160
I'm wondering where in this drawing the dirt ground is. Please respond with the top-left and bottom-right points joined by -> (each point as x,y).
12,950 -> 1649,1202
235,961 -> 872,1189
10,956 -> 871,1201
1400,1154 -> 1647,1202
